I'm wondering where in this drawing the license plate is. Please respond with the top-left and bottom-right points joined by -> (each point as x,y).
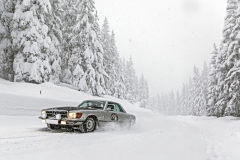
46,119 -> 59,124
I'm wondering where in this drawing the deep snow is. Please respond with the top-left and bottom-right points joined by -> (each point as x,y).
0,78 -> 239,160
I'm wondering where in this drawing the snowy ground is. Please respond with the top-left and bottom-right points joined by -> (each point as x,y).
0,79 -> 240,160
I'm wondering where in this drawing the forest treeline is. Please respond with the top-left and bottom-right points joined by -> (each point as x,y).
3,0 -> 239,117
151,0 -> 240,117
0,0 -> 150,107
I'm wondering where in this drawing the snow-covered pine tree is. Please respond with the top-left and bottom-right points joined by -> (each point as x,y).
200,61 -> 209,115
206,0 -> 240,116
0,0 -> 17,81
92,9 -> 107,96
62,0 -> 87,89
165,92 -> 171,114
164,93 -> 169,115
61,0 -> 76,84
207,44 -> 219,116
47,0 -> 63,84
159,93 -> 164,112
213,0 -> 240,116
144,79 -> 150,108
214,50 -> 227,117
202,62 -> 209,102
175,90 -> 181,115
0,3 -> 3,78
138,74 -> 145,99
156,93 -> 161,112
159,93 -> 164,113
113,57 -> 125,99
150,96 -> 158,111
110,30 -> 125,98
187,77 -> 194,115
162,93 -> 168,114
66,0 -> 106,96
125,57 -> 136,103
139,73 -> 147,108
184,84 -> 189,115
133,74 -> 139,101
179,83 -> 187,115
11,0 -> 52,83
218,0 -> 240,116
145,80 -> 149,99
101,18 -> 113,95
192,66 -> 203,116
121,58 -> 127,99
168,91 -> 175,115
82,0 -> 106,96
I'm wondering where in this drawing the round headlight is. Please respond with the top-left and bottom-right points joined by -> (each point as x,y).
68,112 -> 76,119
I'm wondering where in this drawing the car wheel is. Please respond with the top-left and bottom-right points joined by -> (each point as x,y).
47,124 -> 55,130
78,124 -> 87,133
84,117 -> 96,132
47,124 -> 60,130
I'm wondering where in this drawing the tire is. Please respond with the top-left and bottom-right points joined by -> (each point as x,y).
47,124 -> 53,129
78,124 -> 87,133
47,124 -> 60,130
83,117 -> 96,132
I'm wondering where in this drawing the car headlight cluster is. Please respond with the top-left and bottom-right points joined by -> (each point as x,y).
41,110 -> 46,115
68,112 -> 82,119
41,110 -> 47,119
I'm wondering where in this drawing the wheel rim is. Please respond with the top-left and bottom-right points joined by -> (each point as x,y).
86,118 -> 95,131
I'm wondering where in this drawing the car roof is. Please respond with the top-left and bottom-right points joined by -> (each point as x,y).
83,99 -> 121,104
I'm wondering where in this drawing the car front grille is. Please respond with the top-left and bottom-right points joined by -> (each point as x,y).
46,111 -> 68,118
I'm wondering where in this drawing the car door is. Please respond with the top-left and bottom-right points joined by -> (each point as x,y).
104,102 -> 125,123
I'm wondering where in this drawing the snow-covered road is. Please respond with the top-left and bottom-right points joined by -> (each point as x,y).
0,115 -> 206,160
0,79 -> 240,160
1,115 -> 239,160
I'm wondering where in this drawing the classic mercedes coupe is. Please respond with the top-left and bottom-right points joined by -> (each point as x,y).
39,100 -> 136,132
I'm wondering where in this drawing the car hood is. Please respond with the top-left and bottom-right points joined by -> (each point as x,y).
45,106 -> 98,111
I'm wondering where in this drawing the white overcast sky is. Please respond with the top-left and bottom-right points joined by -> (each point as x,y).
95,0 -> 227,96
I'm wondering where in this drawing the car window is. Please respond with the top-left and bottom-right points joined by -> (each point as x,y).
80,101 -> 92,108
117,104 -> 125,113
107,103 -> 124,112
78,101 -> 106,109
115,104 -> 121,112
107,104 -> 115,111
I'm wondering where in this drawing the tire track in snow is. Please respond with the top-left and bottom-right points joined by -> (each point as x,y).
199,129 -> 229,160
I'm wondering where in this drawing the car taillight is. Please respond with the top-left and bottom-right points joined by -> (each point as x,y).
76,113 -> 82,118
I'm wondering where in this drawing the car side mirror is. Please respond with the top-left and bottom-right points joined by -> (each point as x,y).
107,108 -> 111,111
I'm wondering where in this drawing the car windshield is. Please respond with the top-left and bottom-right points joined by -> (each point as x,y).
77,101 -> 106,110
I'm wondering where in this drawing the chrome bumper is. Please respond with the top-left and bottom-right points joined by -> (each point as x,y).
39,116 -> 84,125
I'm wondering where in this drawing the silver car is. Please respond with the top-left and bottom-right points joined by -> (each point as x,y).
39,100 -> 136,132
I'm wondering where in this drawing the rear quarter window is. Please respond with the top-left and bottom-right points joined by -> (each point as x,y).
117,104 -> 126,113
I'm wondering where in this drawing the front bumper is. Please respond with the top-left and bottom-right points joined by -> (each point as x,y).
39,116 -> 84,125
